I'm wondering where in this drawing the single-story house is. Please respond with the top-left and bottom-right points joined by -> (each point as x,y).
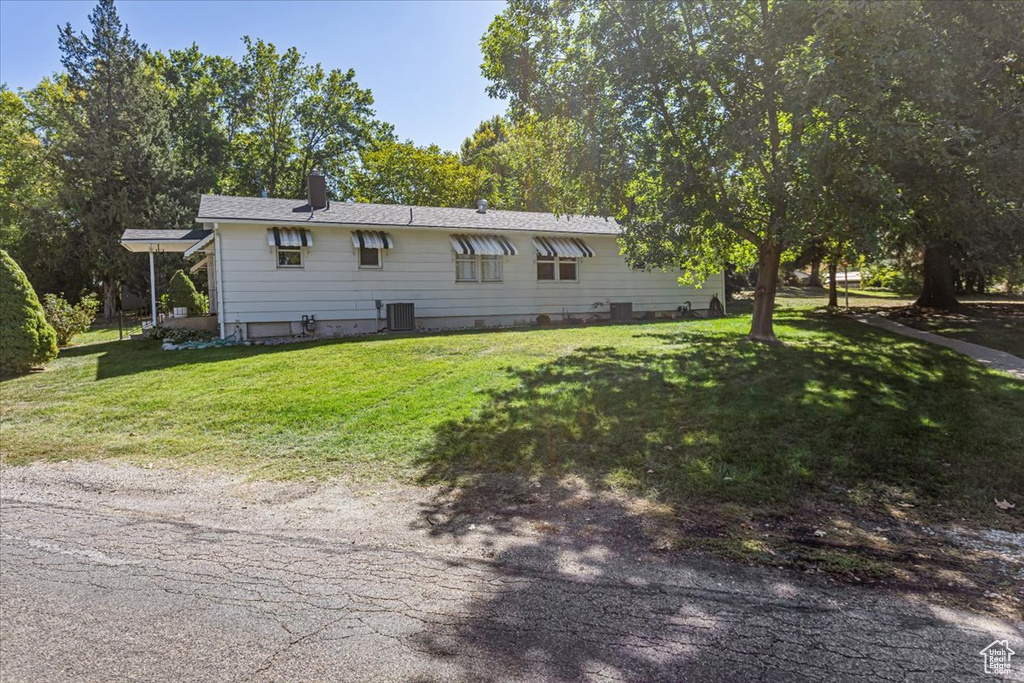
121,174 -> 724,340
826,270 -> 862,288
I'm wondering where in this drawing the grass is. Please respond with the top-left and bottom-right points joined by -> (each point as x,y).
69,319 -> 145,346
3,302 -> 1022,527
888,304 -> 1024,358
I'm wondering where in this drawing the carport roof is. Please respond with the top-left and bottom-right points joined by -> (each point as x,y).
120,229 -> 213,253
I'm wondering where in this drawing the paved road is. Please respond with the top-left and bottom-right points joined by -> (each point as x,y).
1,463 -> 1020,682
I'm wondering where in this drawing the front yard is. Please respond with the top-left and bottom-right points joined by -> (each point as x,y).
2,302 -> 1022,608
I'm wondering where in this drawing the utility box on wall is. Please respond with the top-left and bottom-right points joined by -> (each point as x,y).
386,303 -> 416,331
609,302 -> 633,322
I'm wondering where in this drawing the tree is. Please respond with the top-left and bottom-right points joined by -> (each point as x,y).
166,269 -> 206,315
0,89 -> 49,249
151,44 -> 234,198
853,1 -> 1024,309
462,114 -> 588,213
481,0 -> 890,340
0,249 -> 58,374
352,140 -> 488,208
460,115 -> 510,166
54,0 -> 183,319
227,38 -> 388,199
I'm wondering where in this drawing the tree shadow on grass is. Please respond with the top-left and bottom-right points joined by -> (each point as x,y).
417,312 -> 1023,518
407,317 -> 1022,680
405,314 -> 1024,679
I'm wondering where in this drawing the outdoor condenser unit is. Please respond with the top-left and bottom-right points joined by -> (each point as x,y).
386,303 -> 415,331
610,302 -> 633,322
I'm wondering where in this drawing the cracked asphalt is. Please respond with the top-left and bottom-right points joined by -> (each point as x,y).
1,462 -> 1021,682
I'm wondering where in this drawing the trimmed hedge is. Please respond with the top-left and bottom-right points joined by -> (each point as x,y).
167,270 -> 208,315
1,249 -> 58,374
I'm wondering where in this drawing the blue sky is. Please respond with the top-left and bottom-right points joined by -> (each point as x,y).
0,0 -> 508,152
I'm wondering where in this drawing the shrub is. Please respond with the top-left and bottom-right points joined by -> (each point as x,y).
167,270 -> 208,315
143,326 -> 216,343
0,249 -> 58,374
861,263 -> 922,294
42,293 -> 100,346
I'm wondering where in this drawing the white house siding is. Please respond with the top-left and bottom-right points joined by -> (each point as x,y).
210,222 -> 724,339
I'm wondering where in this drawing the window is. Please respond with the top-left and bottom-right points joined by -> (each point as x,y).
359,247 -> 381,268
558,258 -> 578,281
537,256 -> 556,281
455,254 -> 503,283
277,247 -> 302,268
481,255 -> 503,282
537,255 -> 577,282
455,254 -> 478,282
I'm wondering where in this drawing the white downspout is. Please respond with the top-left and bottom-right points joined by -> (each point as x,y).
214,224 -> 227,338
148,245 -> 157,328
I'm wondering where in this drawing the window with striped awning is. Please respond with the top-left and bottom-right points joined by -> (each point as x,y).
532,236 -> 595,258
267,228 -> 313,247
351,230 -> 393,249
449,234 -> 518,256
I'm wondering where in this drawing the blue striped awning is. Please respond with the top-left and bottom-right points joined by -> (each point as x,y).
351,230 -> 393,249
449,234 -> 518,256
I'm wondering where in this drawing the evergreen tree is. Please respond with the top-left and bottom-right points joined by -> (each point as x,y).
0,249 -> 58,374
54,0 -> 182,319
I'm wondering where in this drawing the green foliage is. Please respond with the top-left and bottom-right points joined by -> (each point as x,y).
479,0 -> 1024,330
353,140 -> 488,207
0,249 -> 58,373
166,269 -> 207,315
53,0 -> 184,318
861,263 -> 922,295
480,0 -> 902,338
143,326 -> 216,343
3,3 -> 392,312
461,114 -> 589,213
0,89 -> 49,249
42,293 -> 100,346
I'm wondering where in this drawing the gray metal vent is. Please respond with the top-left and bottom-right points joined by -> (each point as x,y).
386,303 -> 415,331
609,302 -> 633,322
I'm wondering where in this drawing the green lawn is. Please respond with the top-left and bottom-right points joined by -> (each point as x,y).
68,319 -> 145,346
3,306 -> 1021,528
889,304 -> 1024,358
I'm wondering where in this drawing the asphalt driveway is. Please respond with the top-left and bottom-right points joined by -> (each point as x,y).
1,462 -> 1020,682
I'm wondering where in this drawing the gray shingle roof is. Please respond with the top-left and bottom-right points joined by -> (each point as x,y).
121,228 -> 212,242
196,195 -> 620,236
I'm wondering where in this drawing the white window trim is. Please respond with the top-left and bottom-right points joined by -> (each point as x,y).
276,246 -> 303,269
455,254 -> 503,283
358,247 -> 383,269
537,255 -> 578,282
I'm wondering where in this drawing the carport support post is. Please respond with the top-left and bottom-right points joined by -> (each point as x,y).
149,245 -> 157,328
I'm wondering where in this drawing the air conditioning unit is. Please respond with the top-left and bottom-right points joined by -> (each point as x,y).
386,303 -> 415,331
609,302 -> 633,322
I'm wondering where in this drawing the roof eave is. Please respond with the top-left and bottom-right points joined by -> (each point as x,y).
195,216 -> 619,236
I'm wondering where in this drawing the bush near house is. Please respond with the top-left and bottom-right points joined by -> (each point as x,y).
861,262 -> 922,294
166,270 -> 208,315
42,293 -> 100,347
0,249 -> 58,374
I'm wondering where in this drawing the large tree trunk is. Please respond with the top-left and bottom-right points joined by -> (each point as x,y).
827,262 -> 839,307
915,240 -> 959,309
808,259 -> 823,288
102,275 -> 116,321
749,241 -> 782,342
